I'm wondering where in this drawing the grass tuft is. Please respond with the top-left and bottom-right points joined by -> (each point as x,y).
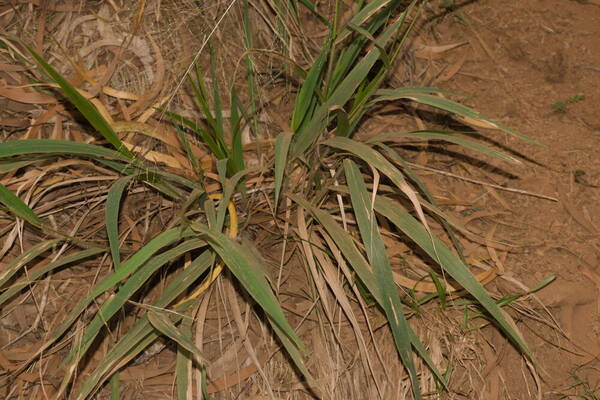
0,1 -> 543,398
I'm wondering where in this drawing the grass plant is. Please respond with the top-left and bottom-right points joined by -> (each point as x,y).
0,1 -> 539,398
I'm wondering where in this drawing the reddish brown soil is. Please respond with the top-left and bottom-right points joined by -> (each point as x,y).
415,1 -> 600,398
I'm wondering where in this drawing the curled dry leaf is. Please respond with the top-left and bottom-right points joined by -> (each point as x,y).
413,42 -> 468,59
0,85 -> 56,104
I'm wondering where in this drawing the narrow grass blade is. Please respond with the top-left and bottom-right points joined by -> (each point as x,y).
0,239 -> 61,287
174,123 -> 200,172
291,32 -> 332,132
323,137 -> 432,234
74,251 -> 215,400
373,195 -> 533,359
0,183 -> 42,226
334,0 -> 417,95
175,314 -> 193,400
0,159 -> 41,172
23,45 -> 134,158
97,159 -> 197,191
345,2 -> 417,134
0,139 -> 130,161
109,373 -> 121,400
242,0 -> 260,143
148,309 -> 206,365
106,176 -> 135,270
189,66 -> 222,152
368,130 -> 519,163
375,143 -> 468,262
164,110 -> 225,159
371,89 -> 541,145
209,47 -> 225,148
274,132 -> 293,208
62,239 -> 207,372
348,22 -> 391,67
291,14 -> 408,157
190,223 -> 302,349
344,159 -> 420,398
332,106 -> 350,137
375,86 -> 460,96
229,87 -> 245,175
334,0 -> 394,44
289,195 -> 378,296
190,222 -> 315,387
26,228 -> 195,365
324,136 -> 407,188
215,170 -> 246,232
0,247 -> 104,307
289,193 -> 446,387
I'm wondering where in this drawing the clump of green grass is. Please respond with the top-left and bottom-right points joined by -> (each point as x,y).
0,1 -> 539,398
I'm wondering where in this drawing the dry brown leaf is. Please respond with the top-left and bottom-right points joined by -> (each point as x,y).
413,42 -> 468,59
436,50 -> 468,83
0,85 -> 56,104
9,0 -> 81,11
0,63 -> 31,72
113,121 -> 180,148
128,37 -> 165,117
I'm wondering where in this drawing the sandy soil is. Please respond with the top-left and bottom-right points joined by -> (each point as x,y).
413,1 -> 600,398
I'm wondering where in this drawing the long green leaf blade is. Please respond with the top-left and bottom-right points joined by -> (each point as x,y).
0,239 -> 61,287
344,159 -> 421,398
291,33 -> 332,132
106,176 -> 135,270
148,309 -> 206,365
0,248 -> 104,307
371,89 -> 541,145
190,223 -> 302,349
63,238 -> 206,368
0,139 -> 130,161
75,251 -> 215,400
274,132 -> 293,208
289,193 -> 446,387
374,195 -> 533,359
323,137 -> 407,187
291,13 -> 408,157
368,130 -> 519,163
0,183 -> 42,226
23,45 -> 134,158
24,227 -> 194,365
190,223 -> 316,387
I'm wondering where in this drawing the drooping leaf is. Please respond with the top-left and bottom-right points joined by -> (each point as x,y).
370,88 -> 541,145
106,176 -> 135,270
274,131 -> 293,208
289,193 -> 446,388
0,183 -> 42,226
0,247 -> 104,307
0,139 -> 130,161
61,238 -> 207,375
23,44 -> 134,158
189,222 -> 315,388
0,239 -> 61,287
24,227 -> 196,368
75,251 -> 216,400
344,159 -> 421,398
373,195 -> 533,360
148,309 -> 206,365
368,130 -> 519,163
